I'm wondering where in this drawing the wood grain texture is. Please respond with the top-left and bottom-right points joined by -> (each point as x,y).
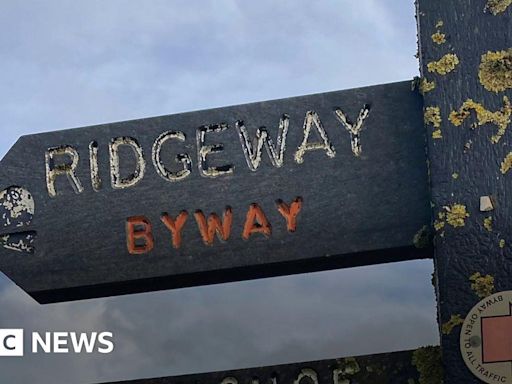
417,0 -> 512,382
0,81 -> 431,303
99,349 -> 422,384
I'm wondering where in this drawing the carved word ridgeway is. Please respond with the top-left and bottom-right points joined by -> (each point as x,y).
44,106 -> 370,198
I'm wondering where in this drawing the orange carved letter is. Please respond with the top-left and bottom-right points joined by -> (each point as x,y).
243,203 -> 271,240
194,207 -> 233,245
126,216 -> 154,254
161,211 -> 189,249
276,197 -> 303,232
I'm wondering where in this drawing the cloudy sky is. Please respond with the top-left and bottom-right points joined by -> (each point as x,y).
0,1 -> 438,383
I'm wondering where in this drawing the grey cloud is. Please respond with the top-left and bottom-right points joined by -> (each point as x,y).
0,1 -> 435,383
0,260 -> 437,384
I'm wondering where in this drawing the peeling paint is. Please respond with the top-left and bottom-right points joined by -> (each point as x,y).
449,97 -> 511,144
427,53 -> 460,75
1,232 -> 36,254
469,272 -> 495,298
0,186 -> 34,228
480,196 -> 494,212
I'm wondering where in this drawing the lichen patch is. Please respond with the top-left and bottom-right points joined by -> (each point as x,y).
445,204 -> 470,227
484,216 -> 493,232
424,106 -> 442,139
419,78 -> 436,94
441,314 -> 464,335
412,346 -> 443,384
449,97 -> 511,143
479,49 -> 512,93
431,32 -> 446,45
469,272 -> 495,298
485,0 -> 512,15
500,152 -> 512,174
427,54 -> 460,75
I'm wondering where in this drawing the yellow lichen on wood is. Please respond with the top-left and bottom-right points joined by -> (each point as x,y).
435,20 -> 444,28
431,32 -> 446,45
479,49 -> 512,93
425,107 -> 442,139
500,152 -> 512,174
485,0 -> 512,15
425,107 -> 442,127
449,97 -> 511,143
484,216 -> 493,232
434,205 -> 469,230
445,204 -> 469,227
441,314 -> 464,335
470,272 -> 495,298
419,78 -> 436,94
427,54 -> 460,75
500,239 -> 506,248
434,212 -> 446,231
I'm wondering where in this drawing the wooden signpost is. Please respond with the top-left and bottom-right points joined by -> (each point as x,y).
100,349 -> 436,384
1,0 -> 511,382
0,81 -> 430,304
417,0 -> 512,382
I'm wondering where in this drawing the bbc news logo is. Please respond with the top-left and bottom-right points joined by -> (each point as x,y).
0,330 -> 114,356
0,329 -> 23,356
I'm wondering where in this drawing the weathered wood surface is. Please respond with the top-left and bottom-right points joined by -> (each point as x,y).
0,81 -> 431,303
417,0 -> 512,382
100,349 -> 434,384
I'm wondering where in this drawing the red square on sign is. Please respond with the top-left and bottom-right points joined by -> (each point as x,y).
482,315 -> 512,363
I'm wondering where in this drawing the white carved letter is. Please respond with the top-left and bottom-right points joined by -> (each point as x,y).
333,104 -> 370,157
196,123 -> 234,178
294,111 -> 335,164
293,369 -> 318,384
235,114 -> 289,171
109,137 -> 146,189
45,145 -> 84,198
152,131 -> 192,182
89,141 -> 101,192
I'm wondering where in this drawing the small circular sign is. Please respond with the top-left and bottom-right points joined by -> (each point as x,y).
461,291 -> 512,383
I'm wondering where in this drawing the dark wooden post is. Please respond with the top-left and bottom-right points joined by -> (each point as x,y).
417,0 -> 511,382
